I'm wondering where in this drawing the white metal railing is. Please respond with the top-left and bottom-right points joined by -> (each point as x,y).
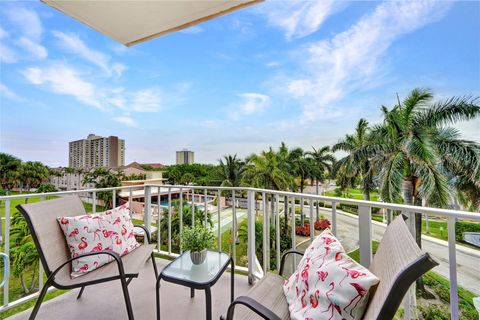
0,184 -> 479,320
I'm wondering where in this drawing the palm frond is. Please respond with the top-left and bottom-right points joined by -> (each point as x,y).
415,96 -> 480,128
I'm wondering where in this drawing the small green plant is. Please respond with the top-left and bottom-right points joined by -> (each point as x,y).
181,225 -> 215,252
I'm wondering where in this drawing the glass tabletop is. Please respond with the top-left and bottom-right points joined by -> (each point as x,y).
161,251 -> 231,284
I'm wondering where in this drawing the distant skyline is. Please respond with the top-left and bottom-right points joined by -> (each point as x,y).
1,1 -> 479,166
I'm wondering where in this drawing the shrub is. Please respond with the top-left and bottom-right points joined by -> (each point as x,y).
455,221 -> 480,242
314,218 -> 331,230
295,224 -> 311,236
181,225 -> 215,252
418,305 -> 449,320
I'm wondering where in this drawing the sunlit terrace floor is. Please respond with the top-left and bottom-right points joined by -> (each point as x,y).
7,258 -> 252,320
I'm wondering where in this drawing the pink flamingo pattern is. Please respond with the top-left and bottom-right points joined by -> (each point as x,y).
57,204 -> 140,278
283,229 -> 380,320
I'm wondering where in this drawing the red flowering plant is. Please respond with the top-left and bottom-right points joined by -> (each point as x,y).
314,218 -> 331,230
295,224 -> 311,236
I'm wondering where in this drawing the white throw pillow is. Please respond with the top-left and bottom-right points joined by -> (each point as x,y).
283,229 -> 379,320
58,204 -> 139,278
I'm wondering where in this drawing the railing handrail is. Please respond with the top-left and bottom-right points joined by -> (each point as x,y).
147,184 -> 480,220
1,183 -> 479,220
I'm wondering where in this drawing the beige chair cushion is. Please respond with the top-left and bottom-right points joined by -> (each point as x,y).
54,244 -> 155,287
233,273 -> 290,320
18,196 -> 87,274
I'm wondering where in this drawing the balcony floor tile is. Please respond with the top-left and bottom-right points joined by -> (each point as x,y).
8,258 -> 252,320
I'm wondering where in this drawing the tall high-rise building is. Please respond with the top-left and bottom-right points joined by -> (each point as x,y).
69,134 -> 125,168
176,149 -> 194,165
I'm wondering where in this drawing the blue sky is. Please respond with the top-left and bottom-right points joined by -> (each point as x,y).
1,1 -> 479,167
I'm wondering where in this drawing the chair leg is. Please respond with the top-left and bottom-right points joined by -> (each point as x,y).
151,252 -> 158,278
77,286 -> 86,300
29,283 -> 50,320
120,276 -> 135,320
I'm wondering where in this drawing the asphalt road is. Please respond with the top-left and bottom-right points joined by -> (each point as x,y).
310,206 -> 480,296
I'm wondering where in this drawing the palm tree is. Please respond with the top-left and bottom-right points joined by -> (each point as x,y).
243,149 -> 292,191
306,146 -> 335,220
333,119 -> 375,201
0,153 -> 21,192
18,161 -> 50,201
368,89 -> 479,247
218,154 -> 245,187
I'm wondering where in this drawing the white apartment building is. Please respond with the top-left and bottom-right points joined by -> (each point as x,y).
69,134 -> 125,168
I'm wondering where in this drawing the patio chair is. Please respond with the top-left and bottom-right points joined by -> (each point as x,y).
225,215 -> 438,320
17,196 -> 159,320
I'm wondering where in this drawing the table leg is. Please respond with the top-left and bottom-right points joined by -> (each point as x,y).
156,277 -> 162,320
230,258 -> 234,302
191,287 -> 195,298
205,287 -> 212,320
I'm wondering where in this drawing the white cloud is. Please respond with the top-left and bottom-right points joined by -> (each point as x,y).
131,89 -> 162,112
260,0 -> 346,40
52,31 -> 125,76
231,93 -> 271,119
6,7 -> 43,40
16,37 -> 47,59
282,1 -> 452,120
0,43 -> 18,63
3,7 -> 47,61
0,82 -> 21,101
240,93 -> 270,114
22,63 -> 103,109
0,25 -> 8,39
113,115 -> 137,127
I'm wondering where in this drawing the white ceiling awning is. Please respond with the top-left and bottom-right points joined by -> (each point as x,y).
42,0 -> 262,46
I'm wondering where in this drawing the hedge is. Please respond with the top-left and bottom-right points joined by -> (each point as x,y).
455,221 -> 480,242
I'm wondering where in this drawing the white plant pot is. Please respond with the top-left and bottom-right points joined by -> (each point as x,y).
190,249 -> 207,265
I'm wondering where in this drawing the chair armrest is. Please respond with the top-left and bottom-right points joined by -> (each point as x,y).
134,224 -> 151,244
226,296 -> 281,320
279,249 -> 304,277
50,250 -> 126,281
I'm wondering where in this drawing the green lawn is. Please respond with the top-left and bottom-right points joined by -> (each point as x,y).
325,188 -> 379,201
422,219 -> 448,241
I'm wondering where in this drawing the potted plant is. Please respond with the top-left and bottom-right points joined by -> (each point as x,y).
181,225 -> 215,265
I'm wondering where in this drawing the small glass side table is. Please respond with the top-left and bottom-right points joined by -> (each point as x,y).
156,250 -> 234,320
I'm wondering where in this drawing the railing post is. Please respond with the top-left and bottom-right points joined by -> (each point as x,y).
262,192 -> 267,273
144,186 -> 152,231
180,188 -> 184,253
168,188 -> 172,255
217,189 -> 221,251
112,190 -> 116,208
92,191 -> 96,213
38,196 -> 45,292
247,190 -> 256,284
204,189 -> 208,227
309,200 -> 314,242
275,194 -> 280,271
232,190 -> 237,264
157,187 -> 161,252
191,188 -> 195,226
291,197 -> 296,270
448,216 -> 459,319
358,205 -> 372,267
3,200 -> 10,306
331,202 -> 337,236
129,189 -> 133,218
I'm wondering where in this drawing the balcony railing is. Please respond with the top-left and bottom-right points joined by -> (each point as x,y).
0,184 -> 479,319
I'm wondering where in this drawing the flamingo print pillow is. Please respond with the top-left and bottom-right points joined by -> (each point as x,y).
57,204 -> 140,278
283,229 -> 379,320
